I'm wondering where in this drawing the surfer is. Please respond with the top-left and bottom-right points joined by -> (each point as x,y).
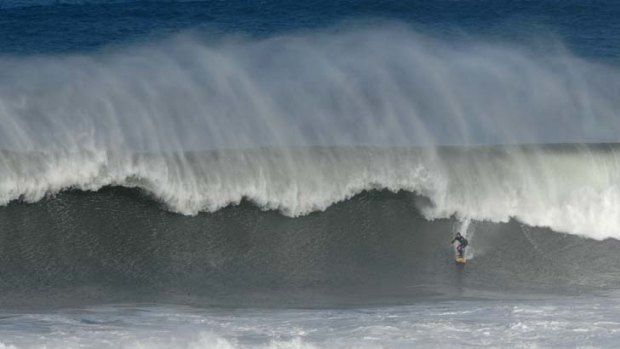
451,233 -> 468,258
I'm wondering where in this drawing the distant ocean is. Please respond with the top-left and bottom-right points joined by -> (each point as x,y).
1,1 -> 620,348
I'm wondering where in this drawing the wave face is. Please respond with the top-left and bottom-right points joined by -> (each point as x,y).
1,185 -> 620,308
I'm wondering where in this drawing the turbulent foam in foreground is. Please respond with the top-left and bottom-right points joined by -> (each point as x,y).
3,300 -> 620,349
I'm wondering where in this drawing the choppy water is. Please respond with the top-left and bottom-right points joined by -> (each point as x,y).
3,298 -> 620,348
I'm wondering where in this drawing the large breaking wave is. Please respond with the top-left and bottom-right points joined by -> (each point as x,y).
1,26 -> 620,305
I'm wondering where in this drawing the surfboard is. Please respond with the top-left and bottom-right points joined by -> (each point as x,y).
455,255 -> 466,264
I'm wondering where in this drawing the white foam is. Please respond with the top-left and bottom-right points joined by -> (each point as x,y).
2,301 -> 620,348
1,145 -> 619,241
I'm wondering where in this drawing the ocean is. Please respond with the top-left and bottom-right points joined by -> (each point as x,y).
1,1 -> 620,347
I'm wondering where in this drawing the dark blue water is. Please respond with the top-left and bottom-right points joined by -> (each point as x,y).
1,0 -> 619,63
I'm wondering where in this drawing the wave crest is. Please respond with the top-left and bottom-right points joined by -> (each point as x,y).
2,145 -> 619,240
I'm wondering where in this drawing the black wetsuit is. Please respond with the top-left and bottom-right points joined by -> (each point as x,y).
451,235 -> 468,257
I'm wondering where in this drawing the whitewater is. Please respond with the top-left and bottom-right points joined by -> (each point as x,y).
2,144 -> 620,240
3,300 -> 620,348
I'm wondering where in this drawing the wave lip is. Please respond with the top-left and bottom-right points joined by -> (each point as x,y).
2,144 -> 620,240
